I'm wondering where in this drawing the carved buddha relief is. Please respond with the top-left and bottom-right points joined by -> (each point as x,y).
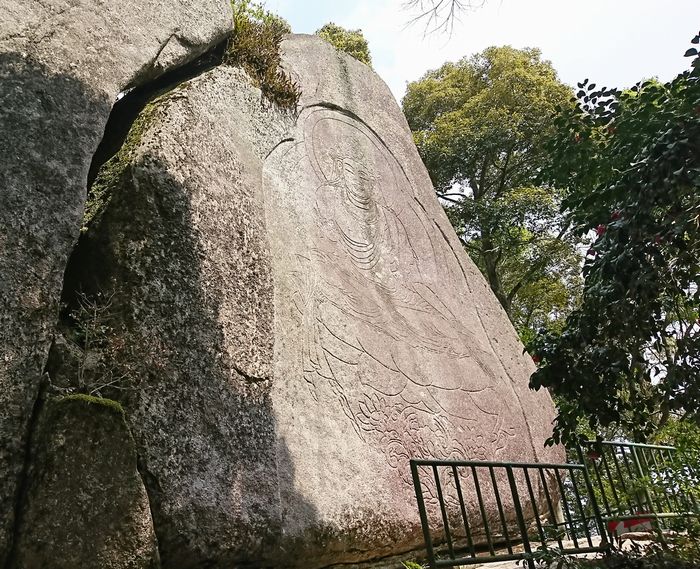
268,106 -> 525,478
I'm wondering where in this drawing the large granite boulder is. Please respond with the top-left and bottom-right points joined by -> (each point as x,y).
0,0 -> 231,562
10,396 -> 159,569
268,35 -> 562,563
69,70 -> 291,568
63,34 -> 562,567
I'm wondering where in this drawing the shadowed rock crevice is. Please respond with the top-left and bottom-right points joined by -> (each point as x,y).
86,39 -> 229,190
2,375 -> 47,569
59,40 -> 231,314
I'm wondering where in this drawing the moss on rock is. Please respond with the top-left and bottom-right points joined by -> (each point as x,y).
56,393 -> 125,416
82,102 -> 163,232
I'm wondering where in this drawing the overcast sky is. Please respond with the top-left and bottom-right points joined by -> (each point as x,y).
266,0 -> 700,102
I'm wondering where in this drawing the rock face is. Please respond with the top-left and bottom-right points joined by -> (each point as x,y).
10,396 -> 159,569
0,0 -> 231,563
71,70 -> 290,568
60,34 -> 562,567
266,35 -> 562,563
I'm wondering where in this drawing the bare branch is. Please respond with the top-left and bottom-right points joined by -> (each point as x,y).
403,0 -> 486,36
437,194 -> 463,205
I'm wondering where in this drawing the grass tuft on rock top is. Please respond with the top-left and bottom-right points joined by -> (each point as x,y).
224,0 -> 300,111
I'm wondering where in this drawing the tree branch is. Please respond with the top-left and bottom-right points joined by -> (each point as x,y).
437,194 -> 463,205
403,0 -> 485,36
493,146 -> 514,199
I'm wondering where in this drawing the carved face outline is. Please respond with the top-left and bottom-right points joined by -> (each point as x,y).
306,109 -> 401,215
334,156 -> 377,208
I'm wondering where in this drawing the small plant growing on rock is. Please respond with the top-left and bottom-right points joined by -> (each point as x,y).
68,290 -> 134,396
315,23 -> 373,67
53,289 -> 165,398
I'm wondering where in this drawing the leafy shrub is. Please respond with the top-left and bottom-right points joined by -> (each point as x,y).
315,23 -> 372,67
531,545 -> 700,569
225,0 -> 300,110
529,33 -> 700,446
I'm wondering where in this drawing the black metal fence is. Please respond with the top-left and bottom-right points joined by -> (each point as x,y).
411,441 -> 699,569
410,459 -> 608,569
577,441 -> 699,537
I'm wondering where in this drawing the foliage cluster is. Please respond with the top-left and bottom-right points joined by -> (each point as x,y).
225,0 -> 299,110
315,23 -> 372,67
529,34 -> 700,446
403,46 -> 580,341
530,545 -> 699,569
652,419 -> 700,505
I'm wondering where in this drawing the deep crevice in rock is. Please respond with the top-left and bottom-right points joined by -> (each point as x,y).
3,374 -> 48,569
135,452 -> 165,567
87,38 -> 228,189
33,37 -> 233,569
60,38 -> 229,322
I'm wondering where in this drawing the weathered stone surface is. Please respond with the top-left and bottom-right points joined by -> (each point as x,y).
0,1 -> 231,562
10,396 -> 159,569
71,69 -> 292,568
265,34 -> 563,564
0,0 -> 232,93
68,34 -> 562,567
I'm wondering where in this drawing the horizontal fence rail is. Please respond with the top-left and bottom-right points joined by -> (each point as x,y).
410,459 -> 609,569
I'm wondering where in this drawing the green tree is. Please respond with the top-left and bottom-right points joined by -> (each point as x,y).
529,35 -> 700,446
315,23 -> 372,67
402,46 -> 579,340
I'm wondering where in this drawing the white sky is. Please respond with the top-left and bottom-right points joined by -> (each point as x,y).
266,0 -> 700,102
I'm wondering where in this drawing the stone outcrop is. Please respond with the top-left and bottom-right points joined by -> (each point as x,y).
0,0 -> 231,563
10,396 -> 159,569
54,34 -> 563,567
68,68 -> 291,567
266,35 -> 563,563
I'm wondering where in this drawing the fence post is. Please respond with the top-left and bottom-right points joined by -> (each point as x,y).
411,460 -> 437,569
576,445 -> 610,550
506,466 -> 534,569
630,446 -> 667,547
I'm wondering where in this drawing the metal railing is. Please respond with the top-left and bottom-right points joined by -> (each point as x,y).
411,441 -> 699,568
410,459 -> 609,569
577,441 -> 700,538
